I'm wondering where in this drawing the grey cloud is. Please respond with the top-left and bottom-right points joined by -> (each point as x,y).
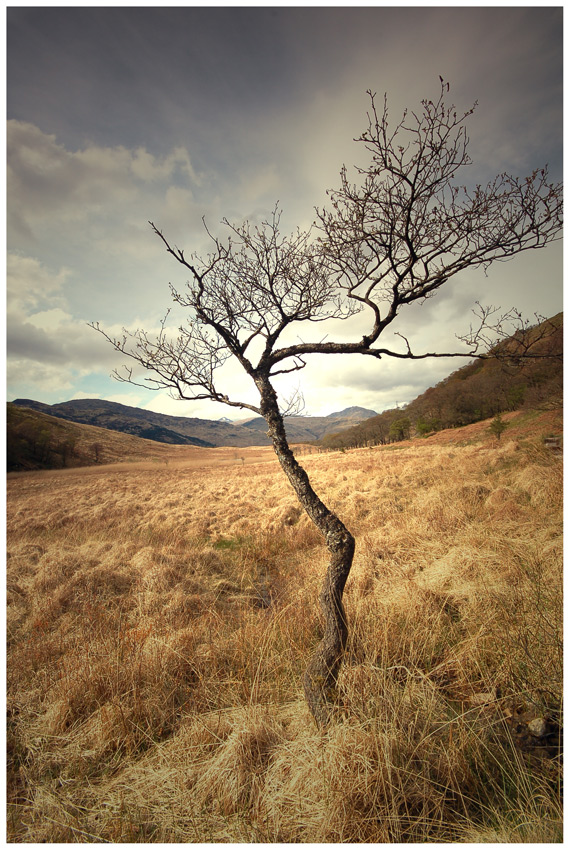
7,359 -> 76,397
7,312 -> 127,372
7,8 -> 561,179
7,320 -> 68,364
322,358 -> 457,396
8,8 -> 303,156
8,121 -> 196,231
7,253 -> 69,312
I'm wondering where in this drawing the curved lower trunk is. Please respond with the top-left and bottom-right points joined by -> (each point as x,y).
256,376 -> 355,727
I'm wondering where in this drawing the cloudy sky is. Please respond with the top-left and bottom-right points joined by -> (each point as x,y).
7,5 -> 563,420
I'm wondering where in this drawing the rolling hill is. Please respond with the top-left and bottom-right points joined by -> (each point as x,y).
7,403 -> 180,471
9,398 -> 378,450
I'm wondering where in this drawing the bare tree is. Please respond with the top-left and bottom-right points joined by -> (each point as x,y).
92,81 -> 562,727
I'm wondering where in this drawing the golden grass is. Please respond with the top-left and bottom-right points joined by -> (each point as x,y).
7,412 -> 563,842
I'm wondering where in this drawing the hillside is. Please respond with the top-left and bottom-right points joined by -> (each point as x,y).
10,399 -> 377,449
11,399 -> 252,448
7,403 -> 183,471
322,313 -> 562,450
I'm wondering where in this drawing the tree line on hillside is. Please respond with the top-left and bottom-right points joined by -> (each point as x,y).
321,315 -> 562,450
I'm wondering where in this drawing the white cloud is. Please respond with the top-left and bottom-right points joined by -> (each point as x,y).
142,393 -> 208,418
7,253 -> 69,313
130,146 -> 197,183
7,121 -> 199,244
26,307 -> 74,331
8,359 -> 77,396
6,249 -> 142,398
107,392 -> 146,408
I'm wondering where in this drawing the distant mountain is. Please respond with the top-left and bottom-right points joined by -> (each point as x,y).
239,407 -> 380,442
326,406 -> 377,421
10,398 -> 378,448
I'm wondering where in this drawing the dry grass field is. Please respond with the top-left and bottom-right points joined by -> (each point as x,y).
6,409 -> 562,842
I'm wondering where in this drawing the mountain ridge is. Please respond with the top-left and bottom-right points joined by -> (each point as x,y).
10,398 -> 378,448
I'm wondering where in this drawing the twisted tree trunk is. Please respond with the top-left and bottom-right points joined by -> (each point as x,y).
256,375 -> 355,726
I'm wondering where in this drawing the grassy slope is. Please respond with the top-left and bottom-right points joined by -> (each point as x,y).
7,403 -> 194,470
7,408 -> 562,842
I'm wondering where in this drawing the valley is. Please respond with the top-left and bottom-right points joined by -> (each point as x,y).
7,407 -> 562,842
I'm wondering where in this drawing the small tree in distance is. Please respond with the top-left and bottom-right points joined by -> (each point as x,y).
490,412 -> 508,441
92,81 -> 562,727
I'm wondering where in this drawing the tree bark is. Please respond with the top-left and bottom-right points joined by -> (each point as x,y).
255,375 -> 355,727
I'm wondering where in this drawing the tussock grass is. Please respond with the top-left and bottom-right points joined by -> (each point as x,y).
7,415 -> 562,842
